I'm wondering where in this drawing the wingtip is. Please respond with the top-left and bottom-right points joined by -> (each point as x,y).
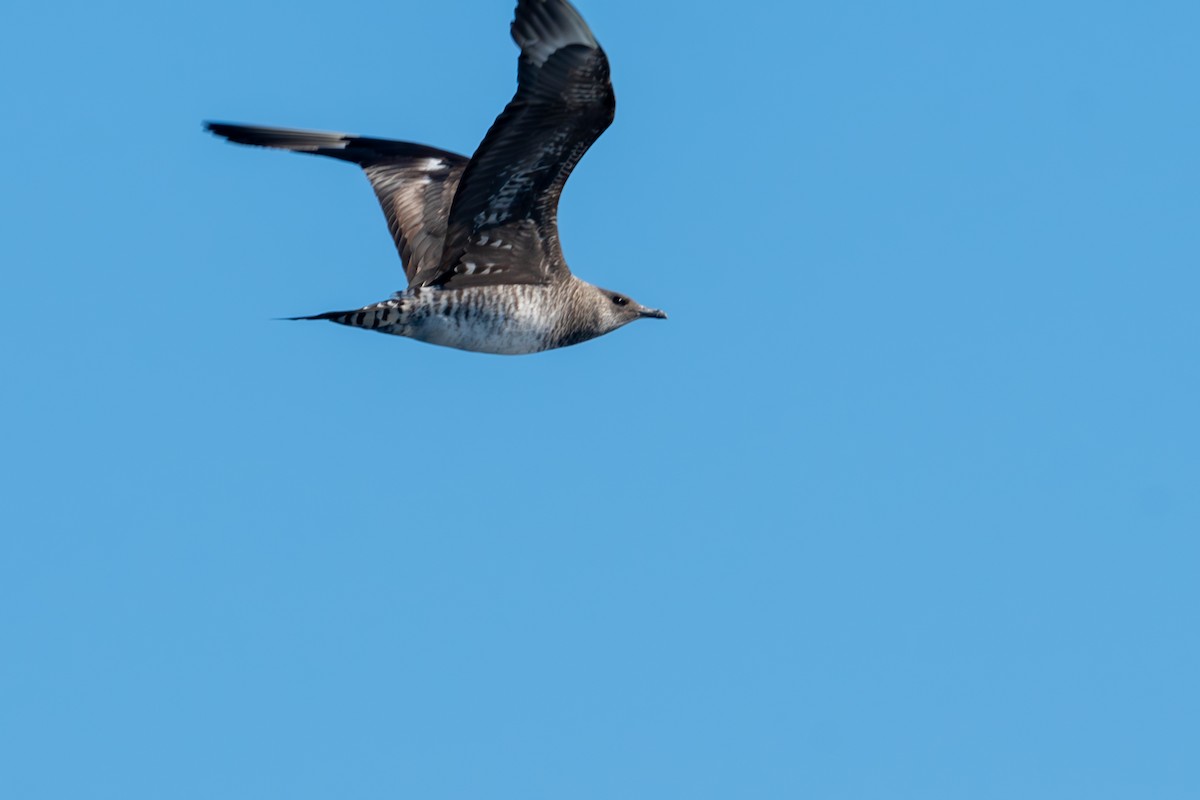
511,0 -> 600,65
203,120 -> 239,140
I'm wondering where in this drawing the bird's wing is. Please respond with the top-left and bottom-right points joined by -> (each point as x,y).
204,122 -> 468,286
412,0 -> 615,290
363,157 -> 467,286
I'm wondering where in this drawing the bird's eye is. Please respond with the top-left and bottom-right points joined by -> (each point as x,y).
612,296 -> 628,306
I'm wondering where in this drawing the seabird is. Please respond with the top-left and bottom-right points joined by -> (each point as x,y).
206,0 -> 665,355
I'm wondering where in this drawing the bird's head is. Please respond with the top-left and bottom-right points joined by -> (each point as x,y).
591,285 -> 668,332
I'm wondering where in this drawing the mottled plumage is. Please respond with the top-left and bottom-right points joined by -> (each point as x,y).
205,0 -> 665,354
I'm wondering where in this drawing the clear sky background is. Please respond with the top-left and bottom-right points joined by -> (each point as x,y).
2,0 -> 1198,797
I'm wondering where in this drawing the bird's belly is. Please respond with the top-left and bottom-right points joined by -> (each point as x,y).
403,297 -> 553,355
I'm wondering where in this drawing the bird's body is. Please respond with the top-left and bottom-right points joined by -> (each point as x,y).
357,285 -> 564,356
206,0 -> 665,355
312,279 -> 640,356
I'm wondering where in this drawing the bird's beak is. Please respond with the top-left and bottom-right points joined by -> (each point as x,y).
640,307 -> 668,320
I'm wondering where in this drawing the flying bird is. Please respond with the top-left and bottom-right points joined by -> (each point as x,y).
206,0 -> 665,355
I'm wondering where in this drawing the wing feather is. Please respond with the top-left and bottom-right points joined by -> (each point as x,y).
204,122 -> 468,286
418,0 -> 615,290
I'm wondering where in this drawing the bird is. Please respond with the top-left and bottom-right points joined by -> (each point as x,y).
205,0 -> 665,355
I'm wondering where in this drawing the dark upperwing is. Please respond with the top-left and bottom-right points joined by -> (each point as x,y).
415,0 -> 615,290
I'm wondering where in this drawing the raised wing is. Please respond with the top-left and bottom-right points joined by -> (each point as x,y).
417,0 -> 615,290
204,122 -> 468,286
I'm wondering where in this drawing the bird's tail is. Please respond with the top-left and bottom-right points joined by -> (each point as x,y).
203,121 -> 461,166
283,300 -> 403,331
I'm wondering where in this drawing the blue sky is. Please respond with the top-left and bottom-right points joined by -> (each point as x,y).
3,0 -> 1198,797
